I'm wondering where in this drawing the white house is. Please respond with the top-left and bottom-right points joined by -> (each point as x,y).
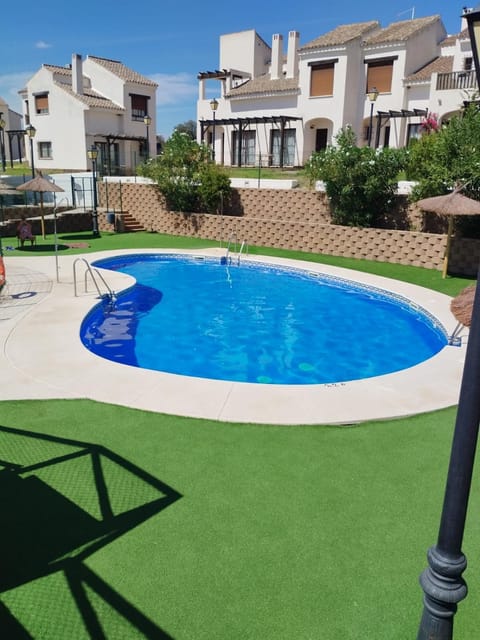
0,96 -> 24,170
197,13 -> 476,167
19,54 -> 158,175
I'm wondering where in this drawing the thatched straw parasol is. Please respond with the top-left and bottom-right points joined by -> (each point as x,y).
417,188 -> 480,278
16,175 -> 64,238
451,284 -> 476,327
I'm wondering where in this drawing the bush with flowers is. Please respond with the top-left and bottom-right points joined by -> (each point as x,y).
419,112 -> 440,134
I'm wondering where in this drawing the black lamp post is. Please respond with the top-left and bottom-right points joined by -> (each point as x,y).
87,145 -> 100,237
416,11 -> 480,639
210,98 -> 219,162
143,114 -> 152,160
25,123 -> 36,178
0,114 -> 6,173
367,87 -> 378,147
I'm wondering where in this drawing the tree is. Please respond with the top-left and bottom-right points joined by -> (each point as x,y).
303,126 -> 405,227
173,120 -> 196,139
138,129 -> 231,213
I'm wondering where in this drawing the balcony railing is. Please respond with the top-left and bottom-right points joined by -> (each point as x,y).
436,69 -> 477,91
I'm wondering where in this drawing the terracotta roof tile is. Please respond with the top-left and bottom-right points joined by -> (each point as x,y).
300,21 -> 379,50
54,81 -> 124,111
44,64 -> 73,76
88,56 -> 157,87
405,56 -> 453,82
441,32 -> 461,46
226,75 -> 299,97
365,15 -> 441,45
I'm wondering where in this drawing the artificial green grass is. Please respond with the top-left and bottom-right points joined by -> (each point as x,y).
1,400 -> 480,639
2,233 -> 478,637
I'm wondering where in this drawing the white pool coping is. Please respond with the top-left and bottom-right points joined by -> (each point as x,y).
0,248 -> 467,425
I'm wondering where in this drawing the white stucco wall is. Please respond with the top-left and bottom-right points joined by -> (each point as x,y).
25,68 -> 89,170
220,30 -> 270,77
23,53 -> 158,172
201,14 -> 473,165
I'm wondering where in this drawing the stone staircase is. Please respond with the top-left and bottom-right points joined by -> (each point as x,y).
121,211 -> 145,232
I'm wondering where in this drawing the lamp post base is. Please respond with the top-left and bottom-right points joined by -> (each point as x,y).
417,546 -> 467,640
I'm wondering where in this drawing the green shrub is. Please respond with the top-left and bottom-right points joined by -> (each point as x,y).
406,104 -> 480,200
303,126 -> 405,227
138,130 -> 231,213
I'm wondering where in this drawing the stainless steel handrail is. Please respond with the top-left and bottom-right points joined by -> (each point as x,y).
73,257 -> 115,300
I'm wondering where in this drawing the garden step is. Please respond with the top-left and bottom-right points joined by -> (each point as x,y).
122,212 -> 145,232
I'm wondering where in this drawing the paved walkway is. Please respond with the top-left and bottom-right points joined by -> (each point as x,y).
0,249 -> 468,424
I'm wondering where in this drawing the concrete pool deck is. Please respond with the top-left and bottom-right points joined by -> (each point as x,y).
0,248 -> 468,425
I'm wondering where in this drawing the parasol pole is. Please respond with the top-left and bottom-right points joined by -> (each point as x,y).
442,216 -> 454,279
39,192 -> 46,238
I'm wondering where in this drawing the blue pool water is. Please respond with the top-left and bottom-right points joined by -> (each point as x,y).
80,253 -> 448,385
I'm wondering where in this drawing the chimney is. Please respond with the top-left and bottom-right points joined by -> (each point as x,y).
72,53 -> 83,94
286,31 -> 299,78
271,34 -> 283,80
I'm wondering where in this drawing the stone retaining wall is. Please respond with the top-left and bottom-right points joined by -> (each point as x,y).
3,182 -> 479,276
98,182 -> 480,275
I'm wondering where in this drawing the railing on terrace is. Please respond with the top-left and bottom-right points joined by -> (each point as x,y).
436,69 -> 477,91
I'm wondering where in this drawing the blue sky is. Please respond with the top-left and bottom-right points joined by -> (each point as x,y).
0,2 -> 466,138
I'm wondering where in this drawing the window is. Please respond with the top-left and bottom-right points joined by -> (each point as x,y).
309,61 -> 336,97
231,130 -> 256,165
38,141 -> 52,158
464,57 -> 473,71
130,94 -> 148,121
270,129 -> 296,166
34,94 -> 49,115
366,58 -> 395,94
406,123 -> 422,145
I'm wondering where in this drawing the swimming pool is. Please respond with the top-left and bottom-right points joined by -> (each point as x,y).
80,253 -> 448,385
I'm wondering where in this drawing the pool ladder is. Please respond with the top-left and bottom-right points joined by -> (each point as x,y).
224,234 -> 248,265
73,258 -> 116,303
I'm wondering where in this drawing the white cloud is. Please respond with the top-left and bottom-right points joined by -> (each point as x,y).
0,72 -> 34,114
150,72 -> 197,106
35,40 -> 52,49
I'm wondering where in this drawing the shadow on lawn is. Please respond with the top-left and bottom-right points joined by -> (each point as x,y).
0,425 -> 182,639
59,233 -> 101,241
15,244 -> 71,253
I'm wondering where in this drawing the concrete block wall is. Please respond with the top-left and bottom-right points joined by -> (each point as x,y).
97,182 -> 479,275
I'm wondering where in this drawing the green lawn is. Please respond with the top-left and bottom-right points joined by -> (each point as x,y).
1,234 -> 479,639
2,402 -> 480,639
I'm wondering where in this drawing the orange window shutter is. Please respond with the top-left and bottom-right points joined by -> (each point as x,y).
366,62 -> 393,93
35,95 -> 49,111
310,64 -> 334,97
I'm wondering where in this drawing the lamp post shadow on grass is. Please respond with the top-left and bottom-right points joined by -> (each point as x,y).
0,425 -> 181,639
